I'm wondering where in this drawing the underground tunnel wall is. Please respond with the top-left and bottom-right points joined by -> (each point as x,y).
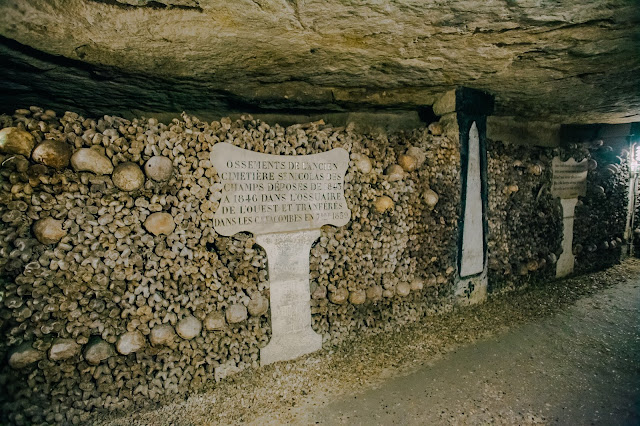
0,107 -> 629,424
486,139 -> 628,292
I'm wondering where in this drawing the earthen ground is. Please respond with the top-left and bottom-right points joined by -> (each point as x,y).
99,260 -> 640,425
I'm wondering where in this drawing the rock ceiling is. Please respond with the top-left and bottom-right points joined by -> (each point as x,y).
1,0 -> 639,124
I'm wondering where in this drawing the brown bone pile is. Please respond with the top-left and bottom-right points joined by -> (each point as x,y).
487,138 -> 628,291
0,107 -> 460,424
486,140 -> 562,291
572,142 -> 628,273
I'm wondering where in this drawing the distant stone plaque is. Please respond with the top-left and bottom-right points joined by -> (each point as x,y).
210,143 -> 351,365
551,157 -> 588,278
551,157 -> 588,199
211,143 -> 350,236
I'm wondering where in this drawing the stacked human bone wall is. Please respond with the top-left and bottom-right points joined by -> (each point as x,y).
0,107 -> 630,424
0,108 -> 460,424
486,140 -> 563,292
572,143 -> 628,273
487,138 -> 629,291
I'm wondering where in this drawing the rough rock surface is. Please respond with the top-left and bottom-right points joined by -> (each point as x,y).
112,162 -> 145,191
49,339 -> 81,361
84,340 -> 114,365
0,127 -> 34,156
204,313 -> 226,331
144,212 -> 175,236
71,148 -> 114,175
150,324 -> 177,346
31,140 -> 72,169
144,156 -> 173,181
116,331 -> 146,355
7,342 -> 43,369
0,1 -> 638,123
176,316 -> 202,340
32,217 -> 66,244
225,305 -> 248,324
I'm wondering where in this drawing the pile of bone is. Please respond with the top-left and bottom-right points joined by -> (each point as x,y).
486,140 -> 560,283
0,107 -> 458,424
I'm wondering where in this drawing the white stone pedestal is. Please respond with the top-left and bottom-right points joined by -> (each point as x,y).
256,230 -> 323,366
556,198 -> 578,278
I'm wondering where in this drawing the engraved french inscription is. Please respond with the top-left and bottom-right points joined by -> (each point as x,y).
551,157 -> 588,199
209,144 -> 351,366
210,143 -> 350,236
551,157 -> 588,278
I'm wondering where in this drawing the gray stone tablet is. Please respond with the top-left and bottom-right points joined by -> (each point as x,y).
210,143 -> 351,365
460,122 -> 484,278
551,157 -> 588,199
210,143 -> 350,236
551,157 -> 588,277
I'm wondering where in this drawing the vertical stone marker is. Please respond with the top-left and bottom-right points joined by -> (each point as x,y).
460,122 -> 484,277
551,157 -> 588,277
437,87 -> 493,305
210,143 -> 351,365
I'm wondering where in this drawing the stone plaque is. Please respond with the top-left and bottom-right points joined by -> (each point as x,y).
551,157 -> 588,278
210,143 -> 350,236
551,157 -> 588,199
210,143 -> 351,365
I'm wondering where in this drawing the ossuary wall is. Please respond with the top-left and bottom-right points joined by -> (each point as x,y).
0,108 -> 460,425
487,139 -> 628,292
0,106 -> 630,425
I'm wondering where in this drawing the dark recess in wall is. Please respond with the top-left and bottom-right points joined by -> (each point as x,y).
417,106 -> 439,124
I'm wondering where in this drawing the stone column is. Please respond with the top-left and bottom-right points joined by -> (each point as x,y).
556,198 -> 579,277
255,230 -> 323,366
434,87 -> 494,305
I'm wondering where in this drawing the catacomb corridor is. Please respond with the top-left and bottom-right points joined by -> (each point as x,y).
1,1 -> 639,425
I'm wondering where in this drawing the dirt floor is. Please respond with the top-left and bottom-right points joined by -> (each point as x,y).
99,260 -> 640,425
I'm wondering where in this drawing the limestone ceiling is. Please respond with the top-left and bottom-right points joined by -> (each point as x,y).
1,0 -> 639,124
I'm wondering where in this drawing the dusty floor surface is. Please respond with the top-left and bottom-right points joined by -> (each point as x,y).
99,260 -> 640,425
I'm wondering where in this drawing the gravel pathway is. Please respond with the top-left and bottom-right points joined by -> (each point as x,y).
99,260 -> 640,425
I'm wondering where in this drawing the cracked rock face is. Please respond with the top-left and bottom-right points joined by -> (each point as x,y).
116,331 -> 146,355
0,1 -> 639,124
84,339 -> 115,365
7,342 -> 43,369
49,339 -> 81,361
